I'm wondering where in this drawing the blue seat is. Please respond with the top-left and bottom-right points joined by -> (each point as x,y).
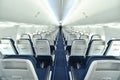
80,35 -> 89,45
90,34 -> 101,41
69,56 -> 120,80
3,55 -> 52,80
0,38 -> 18,55
1,55 -> 38,80
68,39 -> 87,67
32,34 -> 42,45
34,39 -> 53,67
86,39 -> 105,56
20,34 -> 32,40
66,45 -> 71,54
34,39 -> 51,56
104,39 -> 120,56
16,38 -> 36,56
70,39 -> 87,56
68,56 -> 86,68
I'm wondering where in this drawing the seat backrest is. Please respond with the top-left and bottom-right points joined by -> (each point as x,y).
44,34 -> 55,45
80,35 -> 89,45
32,34 -> 42,44
0,38 -> 18,55
0,59 -> 38,80
71,39 -> 87,56
87,39 -> 105,56
104,40 -> 120,56
34,39 -> 51,56
16,39 -> 35,55
90,34 -> 101,40
80,35 -> 89,40
20,34 -> 31,39
67,34 -> 77,46
84,60 -> 120,80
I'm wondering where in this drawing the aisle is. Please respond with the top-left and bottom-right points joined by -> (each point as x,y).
52,30 -> 69,80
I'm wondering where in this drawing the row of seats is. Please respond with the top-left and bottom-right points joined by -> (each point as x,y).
0,36 -> 55,62
69,56 -> 120,80
0,55 -> 52,80
1,28 -> 120,80
68,39 -> 120,64
64,38 -> 120,80
0,27 -> 59,80
32,28 -> 59,46
31,28 -> 59,55
62,29 -> 120,80
0,28 -> 59,56
0,29 -> 59,80
64,34 -> 104,61
67,39 -> 120,80
0,38 -> 54,57
62,27 -> 102,46
66,37 -> 120,57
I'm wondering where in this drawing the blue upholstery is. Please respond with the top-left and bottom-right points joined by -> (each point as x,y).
68,56 -> 86,68
36,67 -> 50,80
50,45 -> 55,54
66,46 -> 71,54
71,65 -> 86,80
70,56 -> 120,80
36,55 -> 53,67
4,55 -> 51,80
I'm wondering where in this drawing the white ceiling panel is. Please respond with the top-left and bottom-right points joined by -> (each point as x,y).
62,0 -> 120,25
0,0 -> 120,26
0,0 -> 59,25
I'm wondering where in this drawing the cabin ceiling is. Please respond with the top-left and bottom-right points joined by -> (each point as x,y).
0,0 -> 120,26
63,0 -> 120,26
0,0 -> 59,25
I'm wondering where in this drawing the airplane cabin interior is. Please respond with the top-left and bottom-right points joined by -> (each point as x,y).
0,0 -> 120,80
